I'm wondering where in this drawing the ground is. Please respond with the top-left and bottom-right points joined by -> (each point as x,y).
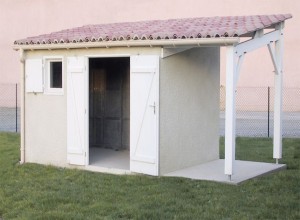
0,133 -> 299,219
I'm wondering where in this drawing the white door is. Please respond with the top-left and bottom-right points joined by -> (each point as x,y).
130,55 -> 159,176
67,56 -> 87,165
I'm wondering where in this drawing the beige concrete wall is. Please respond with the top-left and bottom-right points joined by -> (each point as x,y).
25,92 -> 67,165
159,47 -> 220,174
24,47 -> 161,166
25,50 -> 68,165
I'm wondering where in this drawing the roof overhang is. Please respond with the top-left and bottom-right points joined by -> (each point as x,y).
13,37 -> 240,51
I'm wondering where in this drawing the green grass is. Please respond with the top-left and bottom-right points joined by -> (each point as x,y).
0,133 -> 299,219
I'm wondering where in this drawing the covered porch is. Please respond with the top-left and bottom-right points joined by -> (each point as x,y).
223,21 -> 286,181
164,17 -> 289,183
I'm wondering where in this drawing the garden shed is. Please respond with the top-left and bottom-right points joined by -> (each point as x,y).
14,14 -> 291,183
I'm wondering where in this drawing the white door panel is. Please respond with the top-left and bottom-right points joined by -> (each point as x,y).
130,55 -> 159,175
25,59 -> 43,93
67,56 -> 86,165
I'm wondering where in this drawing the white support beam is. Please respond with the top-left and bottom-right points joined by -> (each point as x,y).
161,47 -> 194,58
267,43 -> 280,75
273,24 -> 284,163
254,29 -> 264,38
235,30 -> 281,56
225,46 -> 237,178
235,54 -> 245,83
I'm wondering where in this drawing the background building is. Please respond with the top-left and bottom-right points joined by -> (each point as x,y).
0,0 -> 299,137
0,0 -> 299,88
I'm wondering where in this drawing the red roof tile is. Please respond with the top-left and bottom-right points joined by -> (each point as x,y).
14,14 -> 292,45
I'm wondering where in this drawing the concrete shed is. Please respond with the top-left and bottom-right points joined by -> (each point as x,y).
14,14 -> 292,183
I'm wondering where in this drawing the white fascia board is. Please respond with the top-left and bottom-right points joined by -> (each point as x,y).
13,38 -> 239,51
235,30 -> 281,56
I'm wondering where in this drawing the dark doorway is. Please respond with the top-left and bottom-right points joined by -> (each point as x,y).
89,57 -> 130,153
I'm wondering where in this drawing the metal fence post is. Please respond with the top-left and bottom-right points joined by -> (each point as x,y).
16,83 -> 18,133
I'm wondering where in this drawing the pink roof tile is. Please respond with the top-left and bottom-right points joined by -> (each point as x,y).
14,14 -> 292,45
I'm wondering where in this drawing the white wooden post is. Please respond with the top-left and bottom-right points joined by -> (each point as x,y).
225,46 -> 236,179
273,24 -> 284,163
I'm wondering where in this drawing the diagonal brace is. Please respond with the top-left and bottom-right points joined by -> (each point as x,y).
235,54 -> 245,84
267,43 -> 281,75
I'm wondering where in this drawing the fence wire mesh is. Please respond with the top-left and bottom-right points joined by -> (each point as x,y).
220,86 -> 300,137
0,83 -> 299,137
0,83 -> 20,132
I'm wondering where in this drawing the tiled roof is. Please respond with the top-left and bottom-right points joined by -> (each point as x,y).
14,14 -> 292,45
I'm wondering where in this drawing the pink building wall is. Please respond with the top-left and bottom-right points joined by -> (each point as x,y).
0,0 -> 299,89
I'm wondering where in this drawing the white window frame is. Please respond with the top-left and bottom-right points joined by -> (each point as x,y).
44,56 -> 64,95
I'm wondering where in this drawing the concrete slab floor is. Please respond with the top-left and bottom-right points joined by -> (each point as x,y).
89,147 -> 130,171
87,149 -> 286,184
164,159 -> 286,185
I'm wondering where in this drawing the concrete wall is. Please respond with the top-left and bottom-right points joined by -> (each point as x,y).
25,91 -> 67,165
159,47 -> 220,174
24,46 -> 220,174
24,47 -> 161,166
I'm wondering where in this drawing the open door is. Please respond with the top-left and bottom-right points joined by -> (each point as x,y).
67,56 -> 87,165
130,55 -> 159,176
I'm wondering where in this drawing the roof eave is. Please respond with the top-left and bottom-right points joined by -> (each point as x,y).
13,37 -> 240,51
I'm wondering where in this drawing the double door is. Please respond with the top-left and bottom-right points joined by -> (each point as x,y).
67,55 -> 159,176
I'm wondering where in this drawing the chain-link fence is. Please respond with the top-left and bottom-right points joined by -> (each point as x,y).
220,86 -> 300,137
0,83 -> 20,132
0,83 -> 299,137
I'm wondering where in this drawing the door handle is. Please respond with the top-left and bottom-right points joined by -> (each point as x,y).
149,102 -> 156,114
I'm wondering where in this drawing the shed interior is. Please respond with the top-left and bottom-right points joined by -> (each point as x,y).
88,57 -> 130,169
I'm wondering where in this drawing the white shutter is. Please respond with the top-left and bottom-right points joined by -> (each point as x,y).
25,59 -> 43,93
67,56 -> 87,165
130,55 -> 159,176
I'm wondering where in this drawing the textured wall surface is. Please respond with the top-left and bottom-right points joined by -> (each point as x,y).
24,47 -> 161,166
159,47 -> 220,174
25,91 -> 67,165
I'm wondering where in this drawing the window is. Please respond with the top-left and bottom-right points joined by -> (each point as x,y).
50,62 -> 62,88
45,58 -> 63,94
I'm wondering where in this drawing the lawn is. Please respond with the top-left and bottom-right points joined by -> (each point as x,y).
0,133 -> 299,219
